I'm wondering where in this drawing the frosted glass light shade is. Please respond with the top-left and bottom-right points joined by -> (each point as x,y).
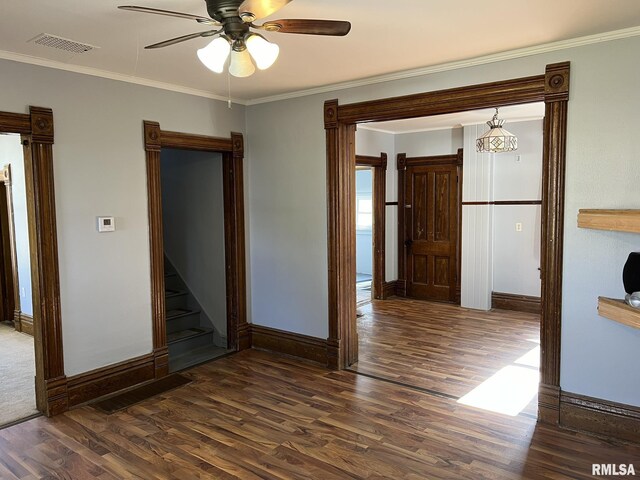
246,34 -> 279,70
229,49 -> 256,77
476,126 -> 518,153
476,109 -> 518,153
197,37 -> 231,73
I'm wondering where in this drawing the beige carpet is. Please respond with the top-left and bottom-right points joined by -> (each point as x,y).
0,323 -> 38,428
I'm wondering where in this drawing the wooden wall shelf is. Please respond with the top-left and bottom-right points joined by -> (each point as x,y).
598,297 -> 640,330
577,209 -> 640,233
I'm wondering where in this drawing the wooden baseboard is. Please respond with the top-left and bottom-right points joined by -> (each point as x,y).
17,312 -> 33,336
491,292 -> 541,314
67,353 -> 156,407
560,391 -> 640,444
382,281 -> 397,299
538,383 -> 560,425
251,325 -> 328,365
395,279 -> 407,297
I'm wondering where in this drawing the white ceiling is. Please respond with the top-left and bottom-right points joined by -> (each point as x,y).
1,1 -> 640,102
360,103 -> 546,134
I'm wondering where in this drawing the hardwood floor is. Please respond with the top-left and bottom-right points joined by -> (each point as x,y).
0,349 -> 638,479
351,298 -> 541,416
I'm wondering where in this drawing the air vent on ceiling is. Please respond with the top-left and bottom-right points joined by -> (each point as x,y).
29,33 -> 99,54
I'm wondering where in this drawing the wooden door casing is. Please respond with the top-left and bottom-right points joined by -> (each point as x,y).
0,182 -> 9,321
404,162 -> 459,302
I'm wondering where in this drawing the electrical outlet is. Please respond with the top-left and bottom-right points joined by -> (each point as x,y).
515,222 -> 523,232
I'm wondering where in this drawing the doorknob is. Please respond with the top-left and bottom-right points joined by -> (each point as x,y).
405,239 -> 413,248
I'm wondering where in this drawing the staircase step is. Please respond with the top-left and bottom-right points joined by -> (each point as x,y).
166,309 -> 200,334
166,308 -> 198,320
168,327 -> 214,358
165,289 -> 187,298
168,344 -> 233,372
165,290 -> 189,310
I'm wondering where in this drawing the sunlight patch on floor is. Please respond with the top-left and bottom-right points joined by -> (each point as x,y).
515,345 -> 540,368
457,352 -> 539,416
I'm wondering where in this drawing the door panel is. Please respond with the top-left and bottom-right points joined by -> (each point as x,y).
405,164 -> 458,302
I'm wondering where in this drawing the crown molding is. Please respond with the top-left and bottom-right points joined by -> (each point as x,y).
247,25 -> 640,106
1,25 -> 639,107
0,50 -> 247,106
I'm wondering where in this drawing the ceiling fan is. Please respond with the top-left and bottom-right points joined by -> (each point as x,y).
119,0 -> 351,77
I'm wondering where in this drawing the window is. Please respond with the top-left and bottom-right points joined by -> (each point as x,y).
356,197 -> 372,230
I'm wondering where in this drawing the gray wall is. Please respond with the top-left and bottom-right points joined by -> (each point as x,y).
395,128 -> 463,157
246,36 -> 640,406
492,119 -> 543,297
0,58 -> 245,376
0,134 -> 32,316
160,149 -> 226,338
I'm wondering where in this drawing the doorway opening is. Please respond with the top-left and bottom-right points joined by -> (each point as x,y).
352,106 -> 544,418
143,122 -> 250,379
325,62 -> 570,423
160,149 -> 232,372
355,166 -> 373,307
0,133 -> 37,427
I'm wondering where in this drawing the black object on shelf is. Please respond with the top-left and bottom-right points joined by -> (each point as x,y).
623,252 -> 640,294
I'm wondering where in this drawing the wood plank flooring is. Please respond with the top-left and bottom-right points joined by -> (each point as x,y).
0,349 -> 638,479
351,298 -> 541,416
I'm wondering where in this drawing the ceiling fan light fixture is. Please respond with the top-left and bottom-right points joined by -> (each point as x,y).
476,108 -> 518,153
197,36 -> 230,73
229,48 -> 256,77
246,33 -> 279,70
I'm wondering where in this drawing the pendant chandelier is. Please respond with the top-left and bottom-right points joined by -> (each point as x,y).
476,108 -> 518,153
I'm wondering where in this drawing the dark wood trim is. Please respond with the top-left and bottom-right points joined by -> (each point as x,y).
396,154 -> 407,297
16,312 -> 34,336
491,291 -> 541,314
539,62 -> 570,422
338,75 -> 546,124
539,383 -> 561,425
160,130 -> 234,152
560,391 -> 640,444
143,122 -> 249,374
404,153 -> 461,167
66,353 -> 155,407
0,112 -> 31,134
462,200 -> 542,206
324,63 -> 570,428
223,132 -> 250,351
355,154 -> 385,168
356,153 -> 387,300
382,281 -> 397,299
251,325 -> 328,365
395,280 -> 407,298
0,108 -> 67,417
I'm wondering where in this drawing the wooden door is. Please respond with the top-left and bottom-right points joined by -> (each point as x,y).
404,162 -> 459,302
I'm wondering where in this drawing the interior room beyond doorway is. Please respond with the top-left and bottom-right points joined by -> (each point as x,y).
352,103 -> 544,418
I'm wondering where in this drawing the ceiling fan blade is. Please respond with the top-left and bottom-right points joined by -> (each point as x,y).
262,19 -> 351,36
118,6 -> 219,25
239,0 -> 292,20
145,30 -> 220,49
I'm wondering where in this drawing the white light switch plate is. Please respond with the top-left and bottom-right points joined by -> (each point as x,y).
97,216 -> 115,232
